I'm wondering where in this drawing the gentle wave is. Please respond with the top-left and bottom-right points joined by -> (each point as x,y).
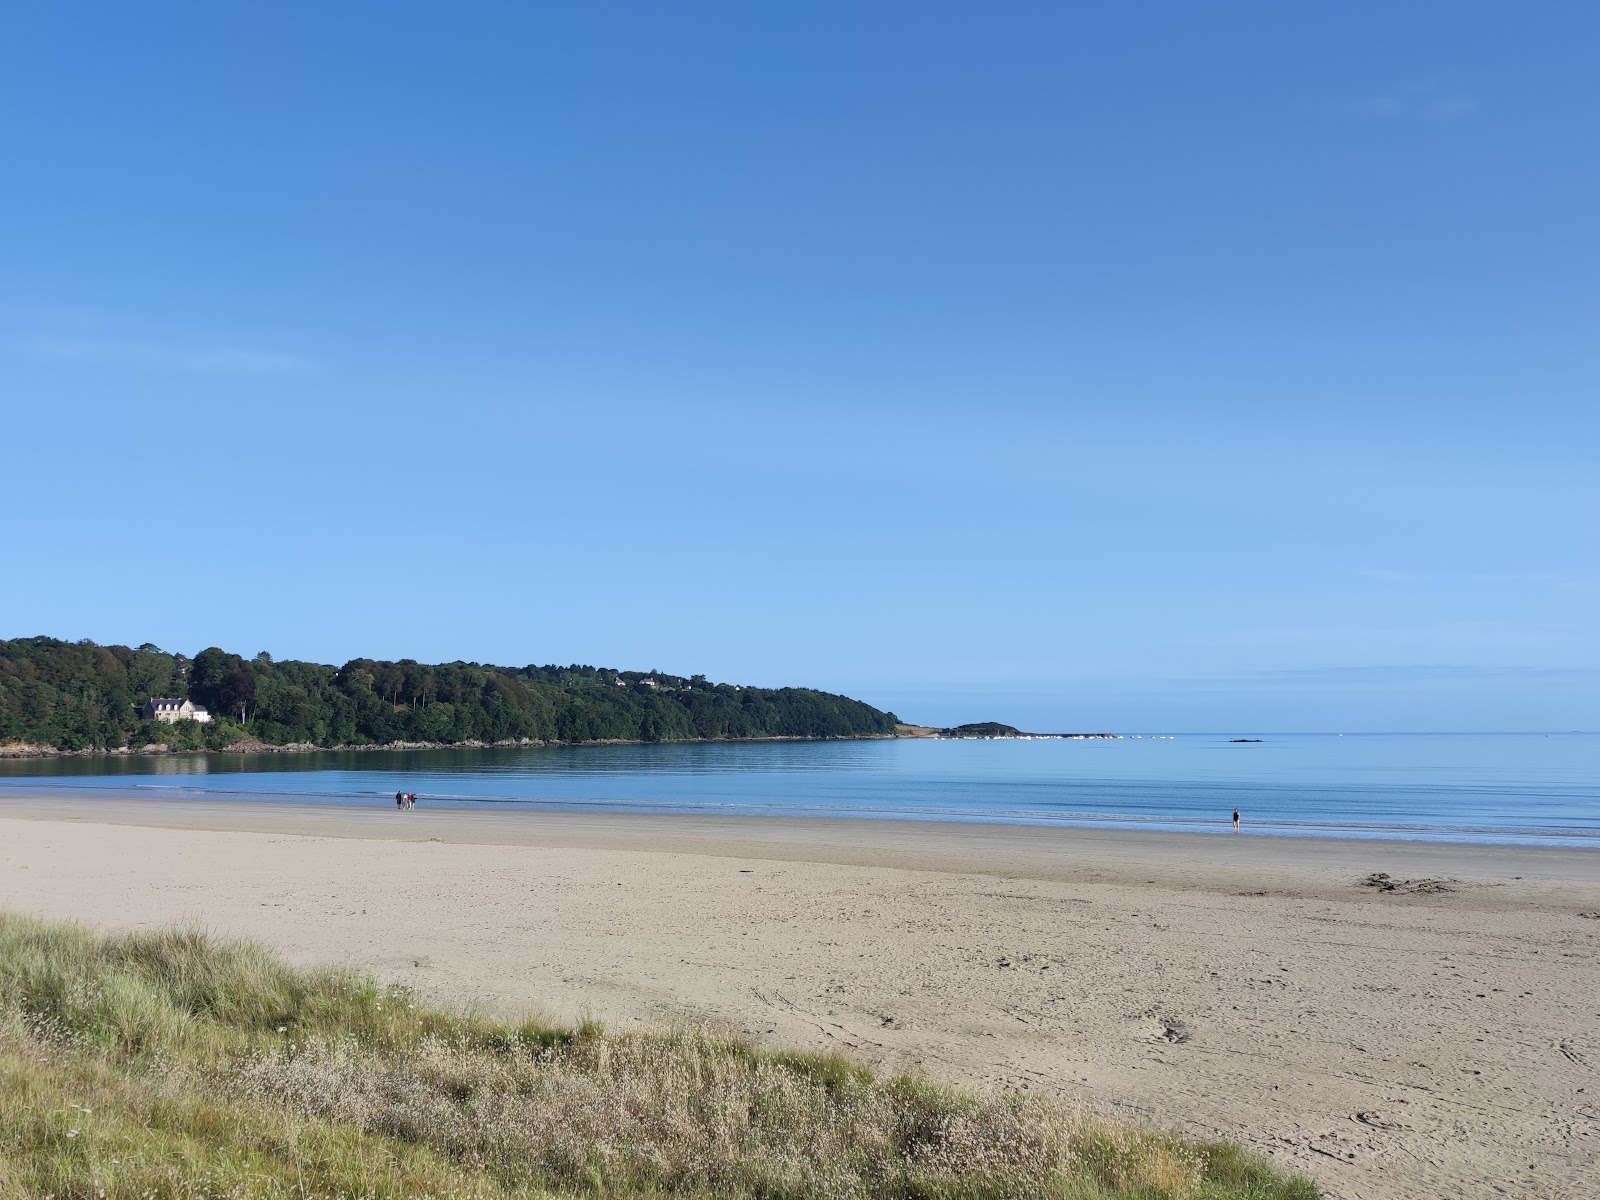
3,734 -> 1597,848
6,781 -> 1598,845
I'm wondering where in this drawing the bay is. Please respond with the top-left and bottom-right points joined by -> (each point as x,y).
2,732 -> 1597,847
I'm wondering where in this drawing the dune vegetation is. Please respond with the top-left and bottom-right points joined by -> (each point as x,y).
0,912 -> 1316,1199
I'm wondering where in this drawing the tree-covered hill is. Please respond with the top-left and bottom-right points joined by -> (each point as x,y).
0,637 -> 900,752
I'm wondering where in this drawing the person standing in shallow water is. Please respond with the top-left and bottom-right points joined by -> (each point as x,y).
1232,808 -> 1241,833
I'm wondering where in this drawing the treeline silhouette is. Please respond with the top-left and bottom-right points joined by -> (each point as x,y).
0,637 -> 900,751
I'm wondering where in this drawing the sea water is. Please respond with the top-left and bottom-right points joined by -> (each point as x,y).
2,733 -> 1597,847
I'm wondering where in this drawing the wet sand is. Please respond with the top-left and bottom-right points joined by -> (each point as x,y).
1,792 -> 1595,1199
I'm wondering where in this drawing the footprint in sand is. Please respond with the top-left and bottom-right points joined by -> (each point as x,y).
1133,1006 -> 1191,1044
1354,1111 -> 1406,1131
1361,872 -> 1456,895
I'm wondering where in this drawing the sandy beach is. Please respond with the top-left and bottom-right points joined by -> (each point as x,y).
1,793 -> 1595,1199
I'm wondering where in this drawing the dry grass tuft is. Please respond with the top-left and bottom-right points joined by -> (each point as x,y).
0,912 -> 1317,1199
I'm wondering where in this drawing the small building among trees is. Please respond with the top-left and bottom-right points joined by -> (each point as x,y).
141,697 -> 212,724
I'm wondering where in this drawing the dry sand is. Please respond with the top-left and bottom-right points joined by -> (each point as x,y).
1,793 -> 1596,1200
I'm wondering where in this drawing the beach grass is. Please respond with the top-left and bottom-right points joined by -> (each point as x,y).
0,912 -> 1317,1199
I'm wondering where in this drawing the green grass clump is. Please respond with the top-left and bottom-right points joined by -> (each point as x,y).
0,912 -> 1318,1199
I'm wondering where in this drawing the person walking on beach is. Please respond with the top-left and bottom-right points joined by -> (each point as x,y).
395,791 -> 405,809
1232,808 -> 1241,833
407,792 -> 417,809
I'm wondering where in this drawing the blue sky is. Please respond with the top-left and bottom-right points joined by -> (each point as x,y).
3,3 -> 1596,731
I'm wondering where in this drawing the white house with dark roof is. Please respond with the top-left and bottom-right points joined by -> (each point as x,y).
141,697 -> 212,724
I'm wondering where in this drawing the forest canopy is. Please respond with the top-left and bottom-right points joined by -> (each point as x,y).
0,637 -> 900,752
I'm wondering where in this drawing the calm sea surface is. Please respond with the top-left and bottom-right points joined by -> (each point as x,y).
2,733 -> 1597,847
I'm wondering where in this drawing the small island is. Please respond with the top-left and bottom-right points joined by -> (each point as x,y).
897,722 -> 1118,740
940,721 -> 1024,737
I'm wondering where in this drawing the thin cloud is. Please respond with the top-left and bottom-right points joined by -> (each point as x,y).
1358,567 -> 1586,586
1325,81 -> 1479,121
23,334 -> 317,375
1257,664 -> 1600,686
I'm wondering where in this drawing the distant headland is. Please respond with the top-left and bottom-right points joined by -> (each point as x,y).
0,636 -> 899,756
0,636 -> 1111,758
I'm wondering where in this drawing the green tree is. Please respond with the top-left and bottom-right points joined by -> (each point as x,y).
0,637 -> 901,752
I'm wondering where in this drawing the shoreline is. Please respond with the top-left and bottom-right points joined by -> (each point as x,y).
0,732 -> 903,760
0,729 -> 1127,759
2,793 -> 1595,1199
2,781 -> 1594,851
2,789 -> 1595,895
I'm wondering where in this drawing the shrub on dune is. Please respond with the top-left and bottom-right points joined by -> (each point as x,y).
0,912 -> 1317,1199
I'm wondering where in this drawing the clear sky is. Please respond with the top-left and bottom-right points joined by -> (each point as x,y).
3,3 -> 1596,731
